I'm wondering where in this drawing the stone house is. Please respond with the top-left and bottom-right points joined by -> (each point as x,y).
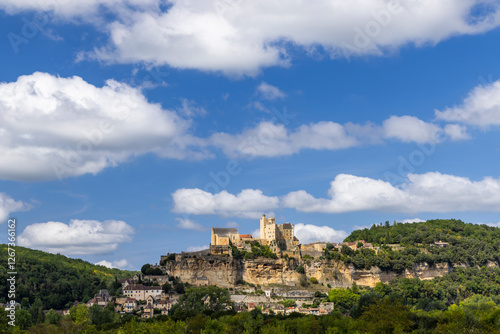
123,284 -> 162,301
123,298 -> 137,313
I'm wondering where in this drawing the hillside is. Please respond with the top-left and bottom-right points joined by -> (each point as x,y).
0,245 -> 136,310
330,219 -> 500,273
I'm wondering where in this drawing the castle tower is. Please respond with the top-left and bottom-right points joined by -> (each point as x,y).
260,214 -> 268,242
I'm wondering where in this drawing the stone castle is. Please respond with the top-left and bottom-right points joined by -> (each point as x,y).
210,214 -> 299,256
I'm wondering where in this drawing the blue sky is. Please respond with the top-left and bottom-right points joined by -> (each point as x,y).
1,0 -> 500,270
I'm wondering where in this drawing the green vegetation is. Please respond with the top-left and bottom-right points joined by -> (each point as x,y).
169,286 -> 232,319
0,245 -> 135,310
231,242 -> 278,260
327,219 -> 500,273
141,263 -> 164,275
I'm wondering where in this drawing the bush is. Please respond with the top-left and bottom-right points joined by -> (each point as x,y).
310,277 -> 318,284
296,265 -> 305,274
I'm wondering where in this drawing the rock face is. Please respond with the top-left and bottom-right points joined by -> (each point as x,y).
163,255 -> 494,288
163,255 -> 243,288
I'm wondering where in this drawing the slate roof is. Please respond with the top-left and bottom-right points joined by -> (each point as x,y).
212,228 -> 239,237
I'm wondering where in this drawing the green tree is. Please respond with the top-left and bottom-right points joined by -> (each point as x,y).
30,297 -> 45,324
357,298 -> 412,333
16,308 -> 33,330
328,288 -> 360,313
45,309 -> 62,325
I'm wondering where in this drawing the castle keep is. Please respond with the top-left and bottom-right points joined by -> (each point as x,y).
210,214 -> 299,256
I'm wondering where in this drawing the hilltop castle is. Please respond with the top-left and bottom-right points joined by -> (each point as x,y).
210,214 -> 299,256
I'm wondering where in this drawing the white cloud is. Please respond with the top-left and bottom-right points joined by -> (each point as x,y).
400,218 -> 426,224
487,222 -> 500,227
0,72 -> 206,181
383,115 -> 441,143
210,121 -> 358,158
86,0 -> 500,75
96,258 -> 130,269
208,114 -> 468,158
186,245 -> 209,252
283,172 -> 500,214
177,98 -> 207,117
294,223 -> 348,244
226,221 -> 239,227
443,124 -> 471,140
18,219 -> 134,254
256,82 -> 285,100
0,193 -> 30,223
176,218 -> 205,231
172,188 -> 279,218
436,80 -> 500,127
0,0 -> 158,19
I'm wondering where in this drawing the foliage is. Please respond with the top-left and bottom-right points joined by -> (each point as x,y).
170,286 -> 232,319
0,245 -> 135,311
231,242 -> 278,260
336,219 -> 500,272
141,263 -> 164,275
280,299 -> 297,308
328,288 -> 360,313
295,265 -> 305,274
160,253 -> 176,266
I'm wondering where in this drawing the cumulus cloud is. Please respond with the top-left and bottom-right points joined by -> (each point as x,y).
487,222 -> 500,227
383,116 -> 442,143
283,172 -> 500,213
18,219 -> 134,254
443,124 -> 471,140
186,245 -> 209,252
172,188 -> 279,218
256,82 -> 285,100
208,114 -> 469,158
0,193 -> 30,223
436,79 -> 500,127
96,259 -> 130,269
210,121 -> 358,158
85,0 -> 500,75
0,72 -> 206,181
294,223 -> 348,243
176,218 -> 205,231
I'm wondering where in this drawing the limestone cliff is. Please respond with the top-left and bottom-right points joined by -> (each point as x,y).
162,255 -> 498,288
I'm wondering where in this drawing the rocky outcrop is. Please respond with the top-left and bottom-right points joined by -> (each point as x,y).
163,255 -> 498,288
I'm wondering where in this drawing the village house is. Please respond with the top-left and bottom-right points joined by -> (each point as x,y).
86,289 -> 112,307
123,284 -> 162,301
123,298 -> 137,313
119,279 -> 135,288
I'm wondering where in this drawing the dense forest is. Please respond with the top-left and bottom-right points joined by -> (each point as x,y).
0,245 -> 135,310
324,219 -> 500,273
